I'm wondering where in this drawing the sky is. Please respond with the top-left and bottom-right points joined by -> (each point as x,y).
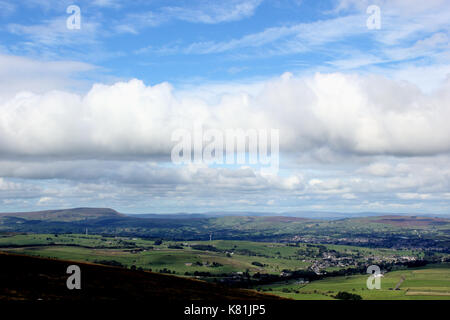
0,0 -> 449,214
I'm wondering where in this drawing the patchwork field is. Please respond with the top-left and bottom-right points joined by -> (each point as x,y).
0,234 -> 423,275
256,264 -> 450,300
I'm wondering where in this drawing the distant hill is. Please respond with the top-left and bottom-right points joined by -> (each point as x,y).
2,207 -> 448,222
356,215 -> 450,227
0,251 -> 281,301
0,208 -> 448,248
0,207 -> 123,222
127,213 -> 209,219
126,210 -> 450,220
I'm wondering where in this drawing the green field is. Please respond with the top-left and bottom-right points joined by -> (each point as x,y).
0,234 -> 423,275
0,235 -> 318,274
256,264 -> 450,300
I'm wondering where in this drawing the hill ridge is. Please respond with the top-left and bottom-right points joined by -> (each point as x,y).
0,207 -> 123,222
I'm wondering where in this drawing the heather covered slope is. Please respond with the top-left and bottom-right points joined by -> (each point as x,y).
0,252 -> 282,301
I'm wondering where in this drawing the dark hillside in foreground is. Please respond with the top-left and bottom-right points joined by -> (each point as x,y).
0,252 -> 281,301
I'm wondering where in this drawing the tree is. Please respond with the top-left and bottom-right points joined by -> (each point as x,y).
334,291 -> 362,300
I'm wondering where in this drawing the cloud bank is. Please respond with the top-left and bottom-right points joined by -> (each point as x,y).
1,72 -> 449,159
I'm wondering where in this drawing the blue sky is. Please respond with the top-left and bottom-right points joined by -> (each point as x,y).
4,0 -> 321,83
0,0 -> 449,215
2,0 -> 448,88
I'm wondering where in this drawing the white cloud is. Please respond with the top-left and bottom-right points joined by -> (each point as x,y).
162,0 -> 262,24
169,14 -> 364,55
92,0 -> 121,8
1,72 -> 450,158
0,0 -> 15,16
334,0 -> 448,14
7,16 -> 100,47
115,0 -> 262,34
0,177 -> 21,191
396,193 -> 432,200
359,162 -> 393,177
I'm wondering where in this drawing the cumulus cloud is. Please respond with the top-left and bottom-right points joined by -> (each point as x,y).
0,72 -> 449,159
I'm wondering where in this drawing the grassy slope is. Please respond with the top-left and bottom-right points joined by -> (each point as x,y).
0,236 -> 309,275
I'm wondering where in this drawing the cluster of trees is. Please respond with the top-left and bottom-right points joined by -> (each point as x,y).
252,270 -> 320,285
192,261 -> 223,268
94,260 -> 125,267
334,291 -> 362,300
210,262 -> 223,267
168,245 -> 183,249
191,244 -> 219,252
251,261 -> 264,267
158,268 -> 176,274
